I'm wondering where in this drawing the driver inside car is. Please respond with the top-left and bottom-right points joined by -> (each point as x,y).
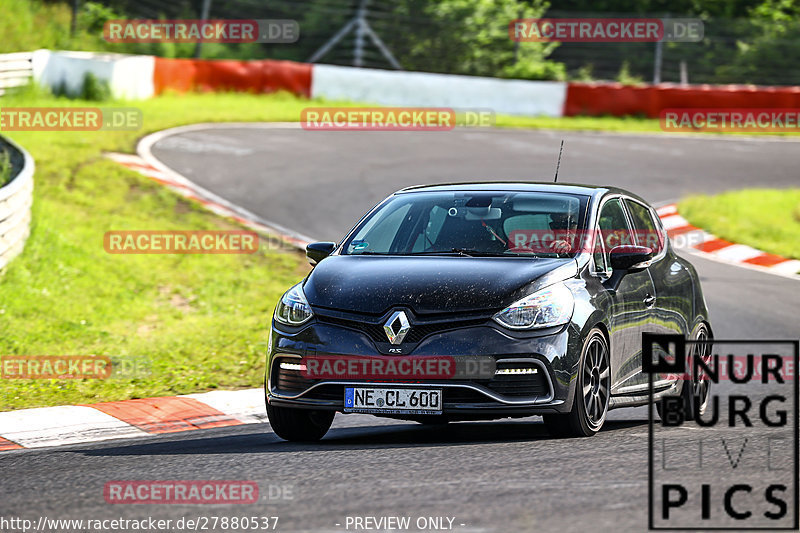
548,212 -> 576,254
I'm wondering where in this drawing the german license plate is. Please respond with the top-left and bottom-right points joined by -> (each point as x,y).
344,387 -> 442,415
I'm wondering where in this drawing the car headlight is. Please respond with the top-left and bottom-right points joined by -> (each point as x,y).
493,283 -> 574,329
274,283 -> 314,326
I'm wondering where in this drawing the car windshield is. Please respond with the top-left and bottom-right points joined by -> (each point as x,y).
342,190 -> 589,257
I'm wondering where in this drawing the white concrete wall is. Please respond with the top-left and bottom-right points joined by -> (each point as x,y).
32,50 -> 154,100
311,64 -> 567,117
30,50 -> 567,114
110,54 -> 156,100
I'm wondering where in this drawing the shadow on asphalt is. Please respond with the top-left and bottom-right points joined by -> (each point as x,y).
76,419 -> 648,457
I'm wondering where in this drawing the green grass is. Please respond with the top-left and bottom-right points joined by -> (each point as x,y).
1,0 -> 108,55
0,91 -> 320,411
680,189 -> 800,262
0,148 -> 11,187
493,114 -> 800,136
495,114 -> 660,132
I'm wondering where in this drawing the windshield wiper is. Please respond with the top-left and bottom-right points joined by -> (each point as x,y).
352,249 -> 518,257
404,248 -> 504,257
447,248 -> 478,257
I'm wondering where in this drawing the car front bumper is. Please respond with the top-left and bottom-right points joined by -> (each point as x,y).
266,310 -> 584,418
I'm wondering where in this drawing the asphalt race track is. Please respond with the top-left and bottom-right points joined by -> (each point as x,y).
147,125 -> 800,340
2,126 -> 798,532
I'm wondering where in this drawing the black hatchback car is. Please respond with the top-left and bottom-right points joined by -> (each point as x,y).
265,183 -> 712,440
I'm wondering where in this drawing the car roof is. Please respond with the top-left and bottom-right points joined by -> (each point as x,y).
395,181 -> 649,205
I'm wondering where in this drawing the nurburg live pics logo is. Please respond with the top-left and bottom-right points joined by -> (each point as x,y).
644,333 -> 799,530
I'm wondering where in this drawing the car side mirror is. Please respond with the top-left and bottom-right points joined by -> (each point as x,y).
306,241 -> 336,265
603,245 -> 653,292
609,245 -> 653,271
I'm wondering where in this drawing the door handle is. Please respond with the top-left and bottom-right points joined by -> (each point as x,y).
643,294 -> 656,307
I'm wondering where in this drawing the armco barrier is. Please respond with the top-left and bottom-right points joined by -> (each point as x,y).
0,52 -> 34,96
0,136 -> 34,272
564,82 -> 800,118
153,57 -> 312,97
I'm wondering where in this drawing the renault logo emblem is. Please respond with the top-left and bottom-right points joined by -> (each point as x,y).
384,310 -> 411,345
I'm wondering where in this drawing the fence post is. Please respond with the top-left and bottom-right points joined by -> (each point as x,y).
194,0 -> 213,59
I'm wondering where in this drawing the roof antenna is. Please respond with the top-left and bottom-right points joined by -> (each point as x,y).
553,139 -> 564,183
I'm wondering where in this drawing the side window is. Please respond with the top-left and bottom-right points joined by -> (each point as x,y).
625,199 -> 664,253
595,198 -> 635,272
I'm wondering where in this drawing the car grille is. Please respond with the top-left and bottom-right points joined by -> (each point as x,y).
442,387 -> 491,403
486,374 -> 548,397
315,314 -> 488,344
299,384 -> 346,401
487,361 -> 549,397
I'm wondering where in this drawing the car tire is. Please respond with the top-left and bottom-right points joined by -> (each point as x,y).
266,403 -> 335,442
543,328 -> 610,438
656,323 -> 712,422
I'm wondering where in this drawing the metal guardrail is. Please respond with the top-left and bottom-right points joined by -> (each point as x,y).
0,136 -> 34,271
0,51 -> 34,96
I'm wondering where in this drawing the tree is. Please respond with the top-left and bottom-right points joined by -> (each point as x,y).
376,0 -> 564,79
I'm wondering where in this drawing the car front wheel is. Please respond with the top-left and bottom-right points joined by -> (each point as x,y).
543,328 -> 610,438
266,402 -> 335,442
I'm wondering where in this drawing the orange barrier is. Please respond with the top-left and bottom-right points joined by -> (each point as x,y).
152,58 -> 800,117
564,82 -> 800,117
153,57 -> 312,97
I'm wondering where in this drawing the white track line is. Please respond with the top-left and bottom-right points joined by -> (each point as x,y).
137,123 -> 315,248
0,406 -> 148,448
183,389 -> 267,425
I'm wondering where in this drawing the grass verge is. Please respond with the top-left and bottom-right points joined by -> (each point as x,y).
494,114 -> 800,135
0,91 -> 319,412
680,189 -> 800,262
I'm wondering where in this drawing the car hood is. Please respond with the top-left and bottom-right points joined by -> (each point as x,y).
303,255 -> 576,315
